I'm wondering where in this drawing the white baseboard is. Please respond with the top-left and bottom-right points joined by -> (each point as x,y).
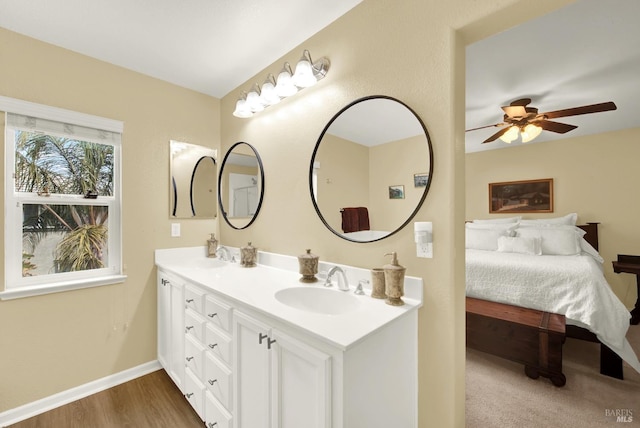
0,360 -> 162,427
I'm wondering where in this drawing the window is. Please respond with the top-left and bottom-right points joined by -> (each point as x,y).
1,96 -> 125,299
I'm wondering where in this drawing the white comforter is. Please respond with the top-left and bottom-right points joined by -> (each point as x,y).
466,249 -> 640,373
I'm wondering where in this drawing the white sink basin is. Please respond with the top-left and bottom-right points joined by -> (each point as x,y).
180,258 -> 229,269
275,287 -> 361,315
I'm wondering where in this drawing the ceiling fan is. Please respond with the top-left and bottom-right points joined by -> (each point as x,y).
466,98 -> 617,144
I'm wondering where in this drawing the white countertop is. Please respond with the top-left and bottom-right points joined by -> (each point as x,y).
155,246 -> 423,350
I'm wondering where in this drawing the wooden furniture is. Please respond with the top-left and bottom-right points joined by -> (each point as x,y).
466,222 -> 625,381
466,297 -> 567,386
612,254 -> 640,325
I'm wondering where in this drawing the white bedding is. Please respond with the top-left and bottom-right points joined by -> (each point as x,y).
466,249 -> 640,373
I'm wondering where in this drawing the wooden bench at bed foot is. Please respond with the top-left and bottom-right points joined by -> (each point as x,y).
466,297 -> 567,387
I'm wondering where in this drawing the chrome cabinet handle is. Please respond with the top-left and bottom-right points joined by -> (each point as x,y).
185,326 -> 194,333
185,392 -> 194,399
186,298 -> 194,303
208,313 -> 217,318
186,356 -> 194,362
161,278 -> 169,285
267,338 -> 277,350
208,379 -> 217,386
208,423 -> 218,427
208,343 -> 218,349
258,333 -> 268,344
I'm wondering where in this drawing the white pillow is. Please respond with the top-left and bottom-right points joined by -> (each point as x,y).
580,238 -> 604,263
466,222 -> 518,236
516,226 -> 581,255
497,236 -> 542,255
466,228 -> 509,251
519,213 -> 577,226
473,216 -> 521,224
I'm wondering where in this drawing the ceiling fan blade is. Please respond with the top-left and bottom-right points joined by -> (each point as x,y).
510,98 -> 532,106
465,123 -> 505,132
482,127 -> 511,144
502,105 -> 527,118
537,120 -> 578,134
542,101 -> 617,119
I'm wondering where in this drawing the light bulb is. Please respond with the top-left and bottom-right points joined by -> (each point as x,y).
521,124 -> 542,143
246,84 -> 265,113
275,63 -> 298,97
260,75 -> 280,106
292,50 -> 317,88
232,98 -> 252,118
499,126 -> 519,143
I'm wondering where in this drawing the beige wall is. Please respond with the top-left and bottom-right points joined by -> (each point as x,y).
0,28 -> 221,411
0,0 -> 577,426
466,128 -> 640,307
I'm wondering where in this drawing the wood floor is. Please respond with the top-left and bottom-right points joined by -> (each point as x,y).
8,370 -> 204,428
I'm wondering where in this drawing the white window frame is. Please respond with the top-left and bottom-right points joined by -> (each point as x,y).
0,96 -> 126,300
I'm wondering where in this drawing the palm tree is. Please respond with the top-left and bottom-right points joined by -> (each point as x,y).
16,130 -> 113,275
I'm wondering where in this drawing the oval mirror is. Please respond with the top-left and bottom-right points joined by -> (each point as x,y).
218,142 -> 265,230
310,96 -> 433,242
170,140 -> 218,218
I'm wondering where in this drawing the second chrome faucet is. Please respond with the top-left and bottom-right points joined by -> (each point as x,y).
324,266 -> 349,291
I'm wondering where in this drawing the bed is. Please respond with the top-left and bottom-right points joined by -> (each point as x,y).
465,216 -> 640,383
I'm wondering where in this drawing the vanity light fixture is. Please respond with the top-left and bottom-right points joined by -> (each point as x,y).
232,49 -> 330,118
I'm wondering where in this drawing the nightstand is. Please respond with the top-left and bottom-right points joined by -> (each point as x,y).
612,254 -> 640,325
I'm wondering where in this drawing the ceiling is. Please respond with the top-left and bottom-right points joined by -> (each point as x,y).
0,0 -> 362,98
2,0 -> 638,153
466,0 -> 640,153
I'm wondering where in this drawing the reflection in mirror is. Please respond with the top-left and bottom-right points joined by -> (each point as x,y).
170,140 -> 218,218
310,96 -> 433,242
218,142 -> 265,230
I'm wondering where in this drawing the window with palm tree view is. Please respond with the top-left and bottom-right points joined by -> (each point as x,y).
3,102 -> 123,297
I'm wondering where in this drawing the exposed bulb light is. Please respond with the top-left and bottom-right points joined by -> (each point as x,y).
232,93 -> 252,118
292,50 -> 317,88
520,124 -> 543,143
499,126 -> 519,143
275,62 -> 298,97
260,74 -> 280,106
232,50 -> 330,118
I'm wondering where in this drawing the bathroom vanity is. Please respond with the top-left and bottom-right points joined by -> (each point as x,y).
155,246 -> 423,428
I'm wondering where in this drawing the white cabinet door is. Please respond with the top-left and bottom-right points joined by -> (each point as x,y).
169,279 -> 185,391
157,272 -> 172,369
270,330 -> 331,428
233,311 -> 271,428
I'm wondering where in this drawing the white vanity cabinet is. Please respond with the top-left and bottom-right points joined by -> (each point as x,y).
157,269 -> 185,391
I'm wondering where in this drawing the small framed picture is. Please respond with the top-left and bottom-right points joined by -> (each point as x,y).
389,185 -> 405,199
414,173 -> 429,187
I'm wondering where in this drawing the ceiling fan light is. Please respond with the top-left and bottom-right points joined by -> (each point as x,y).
521,124 -> 542,143
499,126 -> 519,143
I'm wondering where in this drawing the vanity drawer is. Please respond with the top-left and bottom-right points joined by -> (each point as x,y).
205,391 -> 233,428
185,334 -> 206,379
205,323 -> 232,365
185,308 -> 206,343
205,295 -> 232,333
185,285 -> 206,314
204,352 -> 232,409
184,368 -> 205,421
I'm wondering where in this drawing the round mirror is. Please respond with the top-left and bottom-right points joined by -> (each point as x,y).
218,142 -> 265,230
310,96 -> 433,242
190,156 -> 217,217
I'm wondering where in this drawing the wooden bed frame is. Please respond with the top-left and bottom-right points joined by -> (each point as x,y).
466,222 -> 624,384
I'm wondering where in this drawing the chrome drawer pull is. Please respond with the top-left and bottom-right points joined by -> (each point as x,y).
258,333 -> 268,344
208,379 -> 217,385
186,298 -> 194,303
185,392 -> 194,399
208,423 -> 218,427
185,326 -> 194,332
208,343 -> 218,349
186,356 -> 194,362
208,312 -> 218,318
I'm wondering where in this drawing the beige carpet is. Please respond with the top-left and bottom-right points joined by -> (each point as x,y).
466,325 -> 640,427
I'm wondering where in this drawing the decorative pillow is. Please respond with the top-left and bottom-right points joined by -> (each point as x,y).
519,213 -> 578,226
516,226 -> 581,255
466,228 -> 511,251
466,222 -> 518,235
497,236 -> 542,255
472,216 -> 521,224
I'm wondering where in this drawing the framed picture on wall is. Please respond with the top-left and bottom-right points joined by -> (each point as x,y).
389,185 -> 405,199
489,178 -> 553,213
414,173 -> 429,187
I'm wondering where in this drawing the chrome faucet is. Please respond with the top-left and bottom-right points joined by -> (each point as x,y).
216,245 -> 231,261
325,266 -> 349,291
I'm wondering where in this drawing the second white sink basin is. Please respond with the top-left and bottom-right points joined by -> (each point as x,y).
275,287 -> 361,315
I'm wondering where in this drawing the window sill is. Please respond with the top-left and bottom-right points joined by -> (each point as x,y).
0,274 -> 127,300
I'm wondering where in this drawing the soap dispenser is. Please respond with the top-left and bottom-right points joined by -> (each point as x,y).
207,233 -> 218,258
383,252 -> 406,306
240,242 -> 257,267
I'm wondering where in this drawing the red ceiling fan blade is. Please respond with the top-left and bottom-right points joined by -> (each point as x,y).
542,101 -> 617,119
482,127 -> 511,144
537,120 -> 578,134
